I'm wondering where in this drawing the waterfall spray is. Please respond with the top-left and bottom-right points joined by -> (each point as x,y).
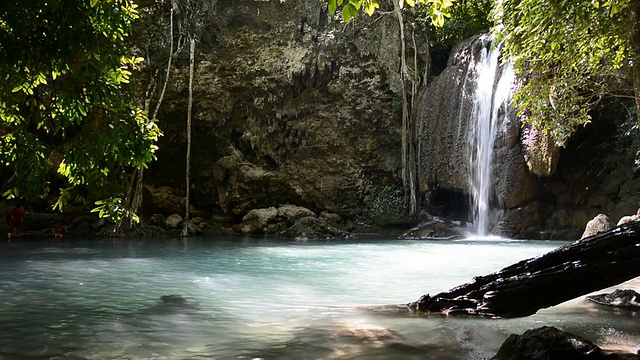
468,41 -> 515,236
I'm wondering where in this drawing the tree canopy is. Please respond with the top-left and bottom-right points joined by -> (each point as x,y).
493,0 -> 639,145
0,0 -> 161,219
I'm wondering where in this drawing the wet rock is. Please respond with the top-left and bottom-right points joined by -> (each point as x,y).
580,214 -> 614,240
402,219 -> 464,240
491,326 -> 602,360
586,289 -> 640,310
282,216 -> 351,240
144,294 -> 199,314
160,294 -> 188,305
492,326 -> 640,359
415,34 -> 538,237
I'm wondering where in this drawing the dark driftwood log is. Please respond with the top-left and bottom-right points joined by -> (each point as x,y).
408,221 -> 640,318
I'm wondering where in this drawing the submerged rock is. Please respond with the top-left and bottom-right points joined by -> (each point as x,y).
138,294 -> 199,315
160,294 -> 189,305
586,289 -> 640,310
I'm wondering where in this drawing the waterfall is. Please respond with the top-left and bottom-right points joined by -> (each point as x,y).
468,41 -> 515,236
415,34 -> 520,237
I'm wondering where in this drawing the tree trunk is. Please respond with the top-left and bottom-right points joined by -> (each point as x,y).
409,221 -> 640,318
181,37 -> 195,237
631,1 -> 640,129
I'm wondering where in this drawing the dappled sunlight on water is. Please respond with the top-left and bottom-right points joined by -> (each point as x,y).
0,237 -> 638,359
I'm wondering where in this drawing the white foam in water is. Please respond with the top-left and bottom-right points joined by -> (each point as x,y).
460,234 -> 520,242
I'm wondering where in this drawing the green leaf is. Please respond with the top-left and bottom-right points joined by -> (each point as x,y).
329,0 -> 337,14
405,0 -> 415,7
90,0 -> 98,7
364,1 -> 379,16
342,4 -> 353,22
342,3 -> 358,22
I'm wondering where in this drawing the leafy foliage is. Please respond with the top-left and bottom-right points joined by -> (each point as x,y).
429,0 -> 492,45
0,0 -> 161,215
418,0 -> 493,74
493,0 -> 635,145
327,0 -> 454,26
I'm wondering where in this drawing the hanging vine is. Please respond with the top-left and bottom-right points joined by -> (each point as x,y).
327,0 -> 451,217
391,0 -> 429,217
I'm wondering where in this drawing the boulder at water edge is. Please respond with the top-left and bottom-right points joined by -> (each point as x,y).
580,214 -> 614,239
491,326 -> 640,360
402,220 -> 464,240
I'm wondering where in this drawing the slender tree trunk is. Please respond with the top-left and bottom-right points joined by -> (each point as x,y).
182,37 -> 195,237
630,0 -> 640,129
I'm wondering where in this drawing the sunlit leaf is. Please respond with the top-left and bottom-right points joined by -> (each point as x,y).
329,0 -> 337,14
364,1 -> 379,16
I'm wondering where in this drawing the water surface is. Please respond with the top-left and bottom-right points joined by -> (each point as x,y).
0,236 -> 638,359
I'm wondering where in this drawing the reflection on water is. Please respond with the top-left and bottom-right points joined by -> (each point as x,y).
0,237 -> 638,359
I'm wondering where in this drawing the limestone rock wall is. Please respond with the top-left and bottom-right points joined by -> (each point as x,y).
143,0 -> 417,231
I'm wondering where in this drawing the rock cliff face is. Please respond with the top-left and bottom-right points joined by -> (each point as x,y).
137,0 -> 640,239
415,35 -> 535,234
415,35 -> 640,239
142,0 -> 422,231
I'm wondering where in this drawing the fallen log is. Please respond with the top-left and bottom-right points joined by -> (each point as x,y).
408,220 -> 640,317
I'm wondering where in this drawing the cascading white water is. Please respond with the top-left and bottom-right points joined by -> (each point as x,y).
468,41 -> 515,236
